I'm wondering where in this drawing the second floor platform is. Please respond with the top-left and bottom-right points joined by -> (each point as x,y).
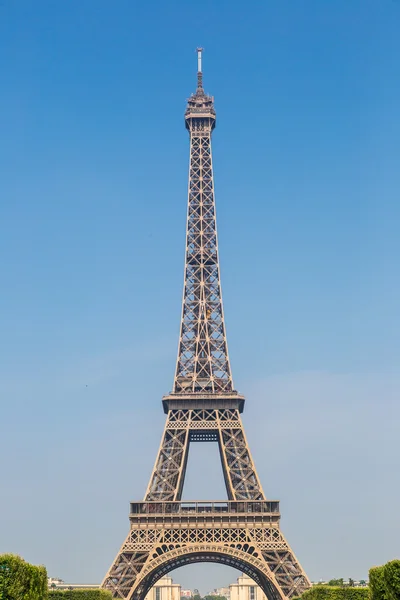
129,500 -> 280,527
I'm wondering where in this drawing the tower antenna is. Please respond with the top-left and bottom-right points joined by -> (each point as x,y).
196,47 -> 204,90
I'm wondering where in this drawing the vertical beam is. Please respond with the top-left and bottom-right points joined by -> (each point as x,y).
174,125 -> 233,394
217,410 -> 266,501
144,412 -> 190,501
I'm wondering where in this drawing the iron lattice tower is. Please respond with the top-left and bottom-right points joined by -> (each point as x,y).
102,49 -> 311,600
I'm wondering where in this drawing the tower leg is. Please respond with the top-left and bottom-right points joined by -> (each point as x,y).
217,410 -> 265,501
145,412 -> 190,502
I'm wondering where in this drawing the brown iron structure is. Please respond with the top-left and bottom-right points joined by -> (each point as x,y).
102,49 -> 311,600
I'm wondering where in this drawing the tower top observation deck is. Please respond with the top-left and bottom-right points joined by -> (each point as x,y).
185,48 -> 216,127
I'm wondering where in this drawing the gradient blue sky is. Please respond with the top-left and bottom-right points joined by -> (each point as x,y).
0,0 -> 399,593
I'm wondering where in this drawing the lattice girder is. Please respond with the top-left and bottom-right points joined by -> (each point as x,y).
174,119 -> 233,394
144,409 -> 264,502
102,512 -> 310,600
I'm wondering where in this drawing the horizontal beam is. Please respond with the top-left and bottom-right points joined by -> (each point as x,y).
130,500 -> 280,515
162,394 -> 245,413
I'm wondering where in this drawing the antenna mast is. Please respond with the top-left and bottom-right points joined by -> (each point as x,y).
196,47 -> 203,90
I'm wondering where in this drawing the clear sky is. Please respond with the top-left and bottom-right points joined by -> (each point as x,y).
0,0 -> 399,593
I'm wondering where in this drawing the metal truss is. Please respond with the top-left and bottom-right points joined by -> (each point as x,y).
144,409 -> 264,502
101,50 -> 311,600
174,59 -> 232,394
102,502 -> 310,600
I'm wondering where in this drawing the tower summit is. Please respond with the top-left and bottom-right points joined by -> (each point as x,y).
184,47 -> 216,127
102,50 -> 311,600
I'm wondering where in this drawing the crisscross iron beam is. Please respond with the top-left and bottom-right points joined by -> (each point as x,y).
174,79 -> 232,394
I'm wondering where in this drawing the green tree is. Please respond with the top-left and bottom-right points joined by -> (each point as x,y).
383,560 -> 400,600
48,591 -> 113,599
0,554 -> 48,600
369,566 -> 387,600
300,586 -> 369,600
0,563 -> 12,600
328,580 -> 344,587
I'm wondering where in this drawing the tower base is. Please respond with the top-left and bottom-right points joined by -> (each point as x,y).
101,501 -> 310,600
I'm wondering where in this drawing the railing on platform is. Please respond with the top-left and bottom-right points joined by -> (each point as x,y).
130,500 -> 280,515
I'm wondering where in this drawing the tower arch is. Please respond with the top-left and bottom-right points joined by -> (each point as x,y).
129,546 -> 284,600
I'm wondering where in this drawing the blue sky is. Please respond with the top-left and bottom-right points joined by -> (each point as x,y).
0,0 -> 399,593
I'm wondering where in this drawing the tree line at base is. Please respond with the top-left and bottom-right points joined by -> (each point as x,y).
369,561 -> 400,600
0,554 -> 112,600
1,553 -> 399,600
294,560 -> 400,600
0,554 -> 48,600
294,587 -> 369,600
48,592 -> 112,599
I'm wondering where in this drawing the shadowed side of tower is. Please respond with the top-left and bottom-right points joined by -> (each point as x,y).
101,49 -> 311,600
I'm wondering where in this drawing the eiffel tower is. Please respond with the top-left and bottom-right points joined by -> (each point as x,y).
101,49 -> 311,600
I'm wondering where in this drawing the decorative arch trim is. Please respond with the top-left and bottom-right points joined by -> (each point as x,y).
130,545 -> 285,600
